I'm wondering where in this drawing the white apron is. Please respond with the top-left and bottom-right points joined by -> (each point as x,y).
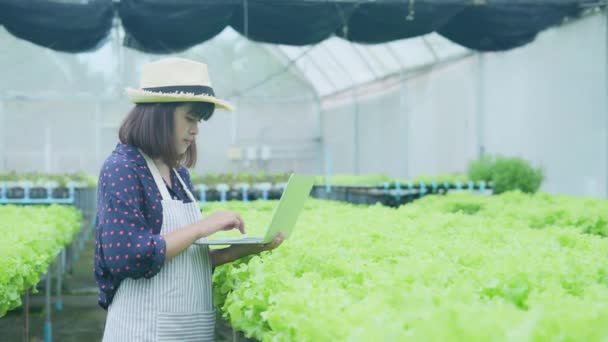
102,152 -> 215,341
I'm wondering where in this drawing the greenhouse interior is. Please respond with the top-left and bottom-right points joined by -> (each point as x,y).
1,0 -> 608,341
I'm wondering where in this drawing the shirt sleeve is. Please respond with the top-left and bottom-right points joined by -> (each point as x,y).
97,162 -> 166,281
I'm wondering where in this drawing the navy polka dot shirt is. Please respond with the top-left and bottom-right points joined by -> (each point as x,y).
94,143 -> 198,309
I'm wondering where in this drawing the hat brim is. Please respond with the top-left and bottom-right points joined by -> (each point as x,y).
125,87 -> 234,111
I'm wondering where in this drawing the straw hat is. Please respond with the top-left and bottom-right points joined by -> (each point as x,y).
125,57 -> 234,111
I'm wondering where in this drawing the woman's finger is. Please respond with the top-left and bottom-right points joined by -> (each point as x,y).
231,217 -> 240,230
270,235 -> 284,247
235,214 -> 245,234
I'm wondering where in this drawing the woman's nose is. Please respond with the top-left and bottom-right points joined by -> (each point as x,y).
190,123 -> 199,135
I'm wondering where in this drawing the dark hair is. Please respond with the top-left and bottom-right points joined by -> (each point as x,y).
118,102 -> 214,168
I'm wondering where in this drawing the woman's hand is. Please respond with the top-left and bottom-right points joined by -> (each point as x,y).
238,232 -> 285,256
210,232 -> 286,268
199,210 -> 246,236
166,211 -> 244,260
255,232 -> 285,253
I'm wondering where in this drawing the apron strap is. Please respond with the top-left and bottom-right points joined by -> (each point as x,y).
138,149 -> 172,201
173,169 -> 197,203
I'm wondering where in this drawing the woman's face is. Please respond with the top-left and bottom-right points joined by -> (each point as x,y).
173,103 -> 200,155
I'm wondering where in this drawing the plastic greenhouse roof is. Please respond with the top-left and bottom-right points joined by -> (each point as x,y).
263,32 -> 471,97
0,24 -> 471,101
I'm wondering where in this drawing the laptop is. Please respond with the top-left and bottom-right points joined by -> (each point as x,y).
194,174 -> 315,245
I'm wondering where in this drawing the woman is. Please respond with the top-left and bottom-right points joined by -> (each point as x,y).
94,57 -> 283,342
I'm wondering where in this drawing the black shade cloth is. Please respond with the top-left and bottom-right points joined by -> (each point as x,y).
0,0 -> 598,53
437,1 -> 589,51
118,0 -> 235,53
230,1 -> 358,46
335,1 -> 466,43
0,0 -> 114,52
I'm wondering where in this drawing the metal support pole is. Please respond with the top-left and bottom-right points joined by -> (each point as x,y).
355,102 -> 360,175
399,70 -> 409,179
44,127 -> 52,173
352,90 -> 360,175
114,15 -> 123,94
55,250 -> 65,311
23,289 -> 30,342
95,103 -> 102,170
44,270 -> 52,342
325,148 -> 332,193
230,100 -> 238,146
0,98 -> 5,172
315,95 -> 324,175
476,53 -> 486,158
